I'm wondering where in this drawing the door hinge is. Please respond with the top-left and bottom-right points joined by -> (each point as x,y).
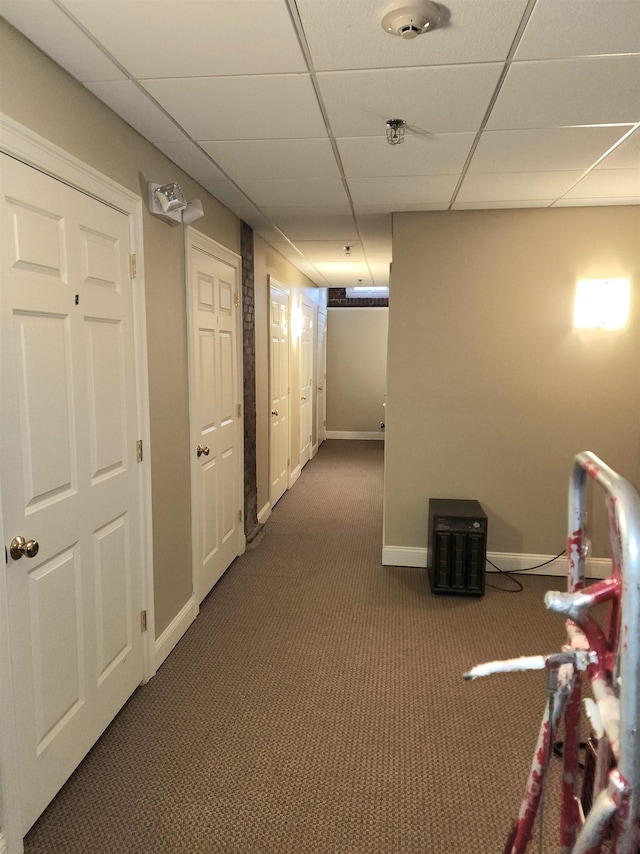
238,509 -> 243,524
140,610 -> 147,632
137,439 -> 143,462
130,254 -> 137,278
287,458 -> 290,468
234,291 -> 240,307
237,403 -> 242,419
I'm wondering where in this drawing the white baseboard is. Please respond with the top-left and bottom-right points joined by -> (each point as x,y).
311,442 -> 318,458
382,546 -> 610,579
325,431 -> 384,440
289,464 -> 301,488
154,594 -> 197,670
257,502 -> 271,525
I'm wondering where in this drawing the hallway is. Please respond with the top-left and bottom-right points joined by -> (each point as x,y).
24,440 -> 565,853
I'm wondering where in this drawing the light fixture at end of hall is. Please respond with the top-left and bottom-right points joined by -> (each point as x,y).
381,1 -> 441,39
574,278 -> 631,330
386,119 -> 406,145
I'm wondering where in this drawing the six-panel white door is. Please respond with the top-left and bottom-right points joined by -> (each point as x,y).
316,306 -> 327,447
187,235 -> 243,604
269,283 -> 289,507
0,155 -> 144,834
299,298 -> 313,468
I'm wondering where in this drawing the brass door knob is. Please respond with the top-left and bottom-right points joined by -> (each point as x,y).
197,445 -> 210,457
301,396 -> 307,401
271,410 -> 279,416
10,536 -> 39,560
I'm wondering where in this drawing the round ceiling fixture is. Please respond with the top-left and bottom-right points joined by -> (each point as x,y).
380,1 -> 441,39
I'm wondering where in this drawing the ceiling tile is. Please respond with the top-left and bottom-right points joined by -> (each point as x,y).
234,178 -> 349,208
456,171 -> 585,203
200,139 -> 341,181
292,241 -> 365,264
142,75 -> 326,140
337,133 -> 476,177
515,0 -> 640,60
561,168 -> 640,199
0,0 -> 126,82
58,0 -> 306,77
348,175 -> 459,206
487,55 -> 640,129
595,126 -> 640,169
553,196 -> 640,207
267,213 -> 359,242
452,199 -> 554,210
468,126 -> 634,174
155,141 -> 227,182
199,180 -> 259,217
318,64 -> 504,136
297,0 -> 529,70
84,81 -> 187,143
353,202 -> 450,213
355,214 -> 393,241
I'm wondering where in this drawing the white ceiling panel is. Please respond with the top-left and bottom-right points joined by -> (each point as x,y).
198,180 -> 260,218
452,199 -> 554,210
155,141 -> 227,182
266,213 -> 359,242
234,178 -> 349,208
487,55 -> 640,130
337,132 -> 475,177
596,127 -> 640,169
561,168 -> 640,199
297,0 -> 529,70
58,0 -> 306,78
468,126 -> 635,174
292,241 -> 365,263
318,64 -> 504,136
349,174 -> 459,206
142,75 -> 327,140
200,139 -> 341,181
457,171 -> 585,203
553,196 -> 640,207
0,0 -> 126,82
515,0 -> 640,60
4,0 -> 638,289
84,81 -> 188,143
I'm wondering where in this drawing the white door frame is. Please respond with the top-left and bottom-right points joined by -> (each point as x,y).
0,114 -> 155,854
268,276 -> 291,508
185,228 -> 245,608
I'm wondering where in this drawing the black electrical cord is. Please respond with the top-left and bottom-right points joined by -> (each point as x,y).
485,549 -> 567,593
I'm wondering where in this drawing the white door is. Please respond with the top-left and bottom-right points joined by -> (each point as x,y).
269,282 -> 289,507
317,306 -> 327,447
0,155 -> 144,834
187,232 -> 243,604
299,298 -> 313,468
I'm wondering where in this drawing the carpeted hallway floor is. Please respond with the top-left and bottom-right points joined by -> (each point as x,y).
24,439 -> 572,853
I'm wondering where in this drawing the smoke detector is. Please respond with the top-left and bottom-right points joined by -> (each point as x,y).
381,1 -> 441,39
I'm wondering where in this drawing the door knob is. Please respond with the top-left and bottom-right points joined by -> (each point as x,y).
10,536 -> 39,560
271,410 -> 279,416
197,445 -> 210,457
301,396 -> 307,401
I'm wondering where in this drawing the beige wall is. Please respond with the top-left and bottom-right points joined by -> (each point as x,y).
253,236 -> 322,516
326,308 -> 388,435
0,21 -> 244,636
386,207 -> 640,559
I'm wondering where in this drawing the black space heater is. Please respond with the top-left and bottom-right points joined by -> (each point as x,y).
427,499 -> 487,596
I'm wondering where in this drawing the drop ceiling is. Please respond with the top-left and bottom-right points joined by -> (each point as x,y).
1,0 -> 639,288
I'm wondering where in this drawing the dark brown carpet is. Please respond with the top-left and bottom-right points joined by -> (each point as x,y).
25,440 -> 573,853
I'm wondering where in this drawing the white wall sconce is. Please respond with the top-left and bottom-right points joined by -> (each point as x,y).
574,278 -> 631,330
148,181 -> 205,226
